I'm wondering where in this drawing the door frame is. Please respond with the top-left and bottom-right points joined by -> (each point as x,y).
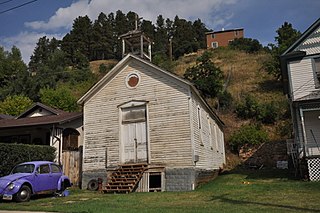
118,100 -> 150,164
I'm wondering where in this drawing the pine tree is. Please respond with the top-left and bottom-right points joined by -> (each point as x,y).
172,16 -> 200,59
113,10 -> 129,59
29,36 -> 52,72
92,12 -> 114,60
193,19 -> 208,49
62,16 -> 93,63
154,15 -> 168,56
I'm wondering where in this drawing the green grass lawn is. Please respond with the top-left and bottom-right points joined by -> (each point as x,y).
1,169 -> 320,213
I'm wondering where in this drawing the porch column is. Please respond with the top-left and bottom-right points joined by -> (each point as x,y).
50,125 -> 63,165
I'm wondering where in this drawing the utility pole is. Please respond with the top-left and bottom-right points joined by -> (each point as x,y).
169,35 -> 173,61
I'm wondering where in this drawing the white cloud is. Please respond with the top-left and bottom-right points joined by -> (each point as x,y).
9,0 -> 239,64
0,32 -> 64,64
25,0 -> 239,31
25,0 -> 89,31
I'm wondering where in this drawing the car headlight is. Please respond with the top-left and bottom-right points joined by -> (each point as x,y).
7,183 -> 15,190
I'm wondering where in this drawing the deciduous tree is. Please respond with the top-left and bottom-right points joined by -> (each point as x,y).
0,95 -> 33,116
264,22 -> 301,79
40,86 -> 78,112
184,51 -> 224,98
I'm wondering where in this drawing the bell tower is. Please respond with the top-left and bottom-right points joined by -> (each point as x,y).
119,14 -> 152,61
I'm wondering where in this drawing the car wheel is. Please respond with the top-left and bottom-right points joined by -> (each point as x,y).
15,185 -> 31,202
87,179 -> 98,191
60,181 -> 66,191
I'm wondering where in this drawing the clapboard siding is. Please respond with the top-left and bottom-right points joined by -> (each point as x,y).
293,106 -> 320,157
82,60 -> 192,171
289,58 -> 316,101
191,93 -> 224,170
303,110 -> 320,156
283,20 -> 320,162
295,108 -> 304,151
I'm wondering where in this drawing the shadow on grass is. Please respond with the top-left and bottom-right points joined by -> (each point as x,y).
210,194 -> 319,212
0,194 -> 58,203
221,167 -> 298,180
258,79 -> 283,92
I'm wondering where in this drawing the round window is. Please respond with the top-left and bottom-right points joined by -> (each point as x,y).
126,72 -> 140,88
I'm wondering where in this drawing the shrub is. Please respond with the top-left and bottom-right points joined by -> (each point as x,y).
218,90 -> 233,110
235,94 -> 260,119
99,63 -> 107,73
257,101 -> 279,124
276,120 -> 293,138
0,143 -> 56,176
229,38 -> 263,53
235,94 -> 280,124
229,124 -> 268,152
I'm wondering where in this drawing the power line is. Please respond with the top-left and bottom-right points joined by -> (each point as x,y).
0,0 -> 16,5
0,0 -> 38,15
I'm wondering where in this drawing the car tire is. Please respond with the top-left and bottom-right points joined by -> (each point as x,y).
15,185 -> 31,202
61,181 -> 66,191
87,179 -> 98,191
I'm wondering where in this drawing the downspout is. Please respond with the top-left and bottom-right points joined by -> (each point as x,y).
299,108 -> 307,158
188,89 -> 195,166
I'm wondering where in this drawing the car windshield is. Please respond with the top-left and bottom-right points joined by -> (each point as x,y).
11,164 -> 35,174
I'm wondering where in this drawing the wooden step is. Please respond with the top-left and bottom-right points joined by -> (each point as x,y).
106,181 -> 135,186
106,185 -> 133,189
111,175 -> 140,179
102,163 -> 147,194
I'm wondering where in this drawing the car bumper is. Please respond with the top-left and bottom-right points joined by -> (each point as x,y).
0,188 -> 18,200
1,194 -> 13,200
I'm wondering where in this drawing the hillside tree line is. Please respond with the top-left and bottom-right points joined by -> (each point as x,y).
0,10 -> 300,116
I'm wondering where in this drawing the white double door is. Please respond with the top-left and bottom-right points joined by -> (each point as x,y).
121,121 -> 148,163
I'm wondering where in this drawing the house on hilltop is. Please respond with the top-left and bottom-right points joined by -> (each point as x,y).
281,18 -> 320,181
77,52 -> 226,192
206,28 -> 244,49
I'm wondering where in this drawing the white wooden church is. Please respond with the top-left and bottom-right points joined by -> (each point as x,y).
78,27 -> 225,192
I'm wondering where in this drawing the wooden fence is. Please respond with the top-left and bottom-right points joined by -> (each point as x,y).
62,148 -> 82,188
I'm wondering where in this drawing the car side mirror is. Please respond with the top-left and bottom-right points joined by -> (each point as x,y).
35,171 -> 39,176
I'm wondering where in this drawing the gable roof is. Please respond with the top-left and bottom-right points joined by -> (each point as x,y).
282,18 -> 320,56
0,112 -> 82,129
16,102 -> 65,119
78,53 -> 224,127
280,18 -> 320,96
0,102 -> 82,129
0,114 -> 14,120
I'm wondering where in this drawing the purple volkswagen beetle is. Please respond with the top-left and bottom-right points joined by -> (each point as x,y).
0,161 -> 71,202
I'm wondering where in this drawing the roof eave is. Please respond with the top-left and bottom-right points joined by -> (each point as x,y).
282,18 -> 320,56
77,54 -> 132,105
77,53 -> 224,128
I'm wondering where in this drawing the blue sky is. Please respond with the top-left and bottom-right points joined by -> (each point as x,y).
0,0 -> 319,63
